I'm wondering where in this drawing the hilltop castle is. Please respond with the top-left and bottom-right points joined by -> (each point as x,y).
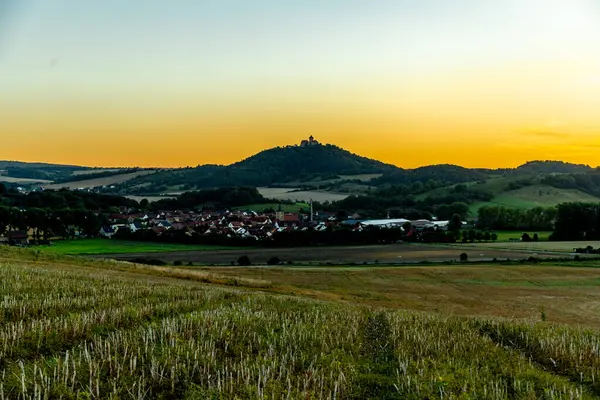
300,135 -> 320,147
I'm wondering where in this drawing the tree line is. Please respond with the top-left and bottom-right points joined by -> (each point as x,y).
0,184 -> 137,240
476,206 -> 556,231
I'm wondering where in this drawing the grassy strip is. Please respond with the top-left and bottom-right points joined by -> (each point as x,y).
39,238 -> 240,255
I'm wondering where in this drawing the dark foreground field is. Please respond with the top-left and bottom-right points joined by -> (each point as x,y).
91,242 -> 573,265
3,246 -> 600,398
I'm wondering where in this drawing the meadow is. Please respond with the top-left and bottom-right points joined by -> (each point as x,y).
1,246 -> 600,398
40,238 -> 239,255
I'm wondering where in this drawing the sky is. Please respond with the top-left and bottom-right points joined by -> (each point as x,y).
1,0 -> 600,168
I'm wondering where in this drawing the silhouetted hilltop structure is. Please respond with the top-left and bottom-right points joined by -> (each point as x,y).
300,135 -> 320,147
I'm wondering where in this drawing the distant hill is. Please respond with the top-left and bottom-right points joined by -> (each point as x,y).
513,160 -> 592,175
373,164 -> 489,186
121,144 -> 399,192
0,160 -> 93,183
5,151 -> 600,218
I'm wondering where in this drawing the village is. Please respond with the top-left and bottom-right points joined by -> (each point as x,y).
96,207 -> 452,242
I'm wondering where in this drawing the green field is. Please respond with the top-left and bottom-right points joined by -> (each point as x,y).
40,238 -> 238,255
470,184 -> 600,215
491,230 -> 553,241
1,246 -> 600,398
233,202 -> 308,213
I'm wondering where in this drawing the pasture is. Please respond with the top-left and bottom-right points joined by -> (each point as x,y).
1,246 -> 599,398
40,239 -> 240,255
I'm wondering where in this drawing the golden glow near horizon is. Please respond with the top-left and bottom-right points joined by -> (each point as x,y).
1,0 -> 600,168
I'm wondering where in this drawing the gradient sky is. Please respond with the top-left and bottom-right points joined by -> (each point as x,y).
1,0 -> 600,168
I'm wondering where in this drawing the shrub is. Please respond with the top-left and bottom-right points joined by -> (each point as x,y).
237,255 -> 251,266
267,257 -> 281,265
460,253 -> 468,262
173,260 -> 183,266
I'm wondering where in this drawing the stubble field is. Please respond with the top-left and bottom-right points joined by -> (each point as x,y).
1,246 -> 599,398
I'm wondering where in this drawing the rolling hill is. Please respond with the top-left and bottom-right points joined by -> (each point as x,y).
120,143 -> 400,193
4,151 -> 600,219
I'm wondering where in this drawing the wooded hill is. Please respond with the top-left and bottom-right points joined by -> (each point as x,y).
118,144 -> 399,193
4,149 -> 600,219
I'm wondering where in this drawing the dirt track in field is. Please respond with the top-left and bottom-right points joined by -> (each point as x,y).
90,243 -> 576,265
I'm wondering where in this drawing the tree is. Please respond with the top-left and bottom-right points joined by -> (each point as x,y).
335,210 -> 348,221
267,256 -> 281,265
448,214 -> 462,232
533,233 -> 539,242
483,231 -> 491,241
237,255 -> 251,266
522,232 -> 532,242
460,253 -> 468,262
491,233 -> 498,241
475,231 -> 483,242
468,229 -> 476,243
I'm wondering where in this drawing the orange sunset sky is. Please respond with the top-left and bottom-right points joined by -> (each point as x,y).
1,1 -> 600,168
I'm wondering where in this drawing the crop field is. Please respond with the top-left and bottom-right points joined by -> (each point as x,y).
257,187 -> 349,202
453,240 -> 600,253
1,247 -> 600,398
95,242 -> 573,265
0,175 -> 52,184
42,170 -> 156,189
41,239 -> 241,255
